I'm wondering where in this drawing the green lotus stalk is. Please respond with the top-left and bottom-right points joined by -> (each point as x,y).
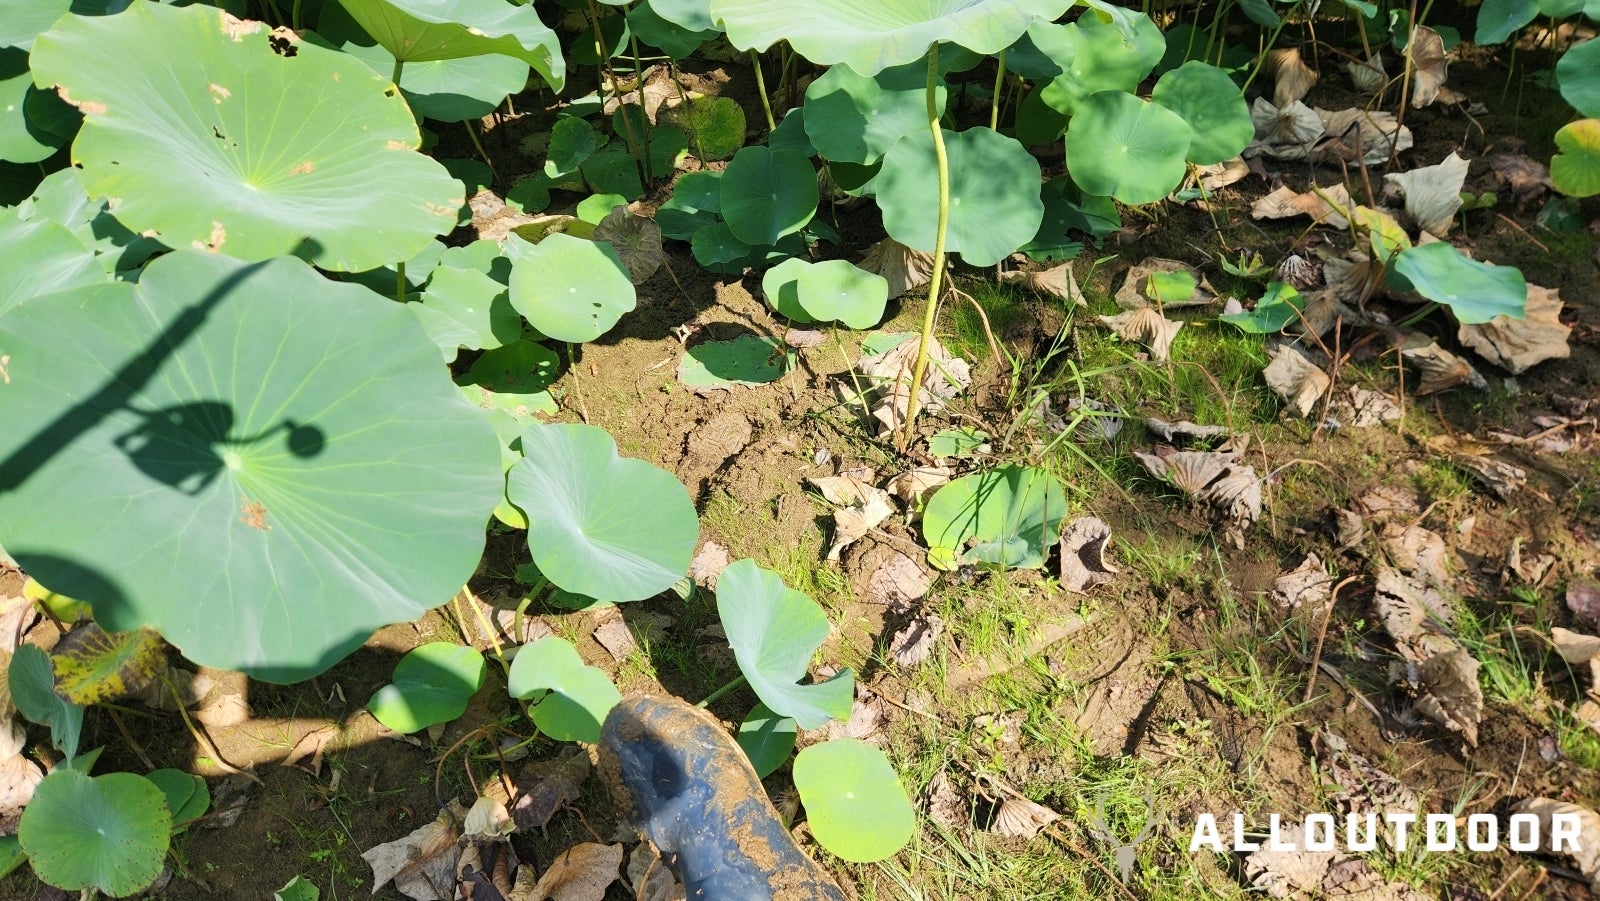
751,50 -> 777,132
989,48 -> 1006,131
900,47 -> 952,449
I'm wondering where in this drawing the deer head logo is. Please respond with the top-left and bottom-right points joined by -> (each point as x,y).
1083,791 -> 1165,883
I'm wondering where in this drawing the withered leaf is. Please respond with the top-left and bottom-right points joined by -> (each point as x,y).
1457,283 -> 1570,375
1264,345 -> 1330,417
1058,516 -> 1119,594
1099,308 -> 1183,361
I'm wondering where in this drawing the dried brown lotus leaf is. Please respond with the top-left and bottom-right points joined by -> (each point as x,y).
922,770 -> 967,829
1114,257 -> 1216,309
1315,108 -> 1413,165
1099,308 -> 1183,361
1383,152 -> 1468,236
999,263 -> 1084,306
1457,283 -> 1570,374
1378,522 -> 1454,592
688,540 -> 732,589
1273,554 -> 1334,614
1277,254 -> 1320,290
859,237 -> 933,299
1133,447 -> 1260,544
0,751 -> 42,819
886,466 -> 950,508
1142,417 -> 1232,444
1338,386 -> 1402,427
1442,450 -> 1526,499
1242,822 -> 1333,897
1406,647 -> 1483,746
1270,47 -> 1319,108
888,613 -> 944,667
1347,52 -> 1387,94
1373,567 -> 1457,663
627,842 -> 684,901
1408,26 -> 1448,108
1510,798 -> 1600,890
1249,98 -> 1324,153
827,490 -> 894,561
363,809 -> 462,901
1197,156 -> 1250,192
514,842 -> 623,901
1058,516 -> 1119,594
865,550 -> 932,612
1250,184 -> 1351,229
1489,153 -> 1551,205
857,336 -> 971,437
989,795 -> 1060,839
594,207 -> 665,284
1401,340 -> 1486,394
807,471 -> 878,507
1317,730 -> 1420,818
1264,345 -> 1330,417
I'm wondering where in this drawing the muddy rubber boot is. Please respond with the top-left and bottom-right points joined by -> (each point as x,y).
599,695 -> 848,901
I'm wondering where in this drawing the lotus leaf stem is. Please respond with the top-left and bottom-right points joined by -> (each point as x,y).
751,50 -> 777,132
395,262 -> 405,303
900,47 -> 952,449
463,119 -> 497,182
990,49 -> 1006,131
697,674 -> 747,707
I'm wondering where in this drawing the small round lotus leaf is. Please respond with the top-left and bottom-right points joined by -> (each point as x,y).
922,465 -> 1067,569
877,127 -> 1044,267
507,233 -> 636,343
792,739 -> 915,862
767,108 -> 815,155
1066,91 -> 1192,205
678,335 -> 793,388
658,170 -> 723,239
719,146 -> 818,245
505,176 -> 551,214
146,769 -> 209,827
577,193 -> 630,224
578,148 -> 645,199
20,770 -> 171,896
0,48 -> 75,164
802,61 -> 946,165
709,0 -> 1072,75
507,636 -> 622,743
1151,61 -> 1251,165
666,95 -> 748,161
629,2 -> 718,58
0,251 -> 504,681
690,221 -> 752,272
547,117 -> 599,179
412,265 -> 521,360
331,0 -> 564,91
1038,14 -> 1163,116
8,645 -> 81,761
1551,118 -> 1600,198
507,423 -> 699,602
797,259 -> 889,328
275,876 -> 320,901
737,702 -> 797,778
715,559 -> 854,729
760,256 -> 812,321
368,642 -> 487,734
1558,37 -> 1600,118
29,3 -> 463,271
1390,241 -> 1527,324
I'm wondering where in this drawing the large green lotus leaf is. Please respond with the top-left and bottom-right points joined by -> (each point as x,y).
19,770 -> 170,896
334,0 -> 563,91
709,0 -> 1071,75
715,559 -> 854,730
1390,242 -> 1527,324
29,2 -> 462,272
797,259 -> 889,328
1558,38 -> 1600,118
1476,0 -> 1539,43
0,251 -> 504,681
629,2 -> 718,58
1038,15 -> 1163,116
317,17 -> 531,122
720,146 -> 818,245
0,47 -> 76,164
802,61 -> 945,165
0,212 -> 103,319
1551,118 -> 1600,197
1066,91 -> 1192,205
922,465 -> 1067,568
1150,61 -> 1251,165
793,739 -> 914,862
506,423 -> 698,603
507,636 -> 621,743
0,0 -> 68,50
877,127 -> 1043,267
649,0 -> 715,31
507,233 -> 636,343
368,641 -> 487,733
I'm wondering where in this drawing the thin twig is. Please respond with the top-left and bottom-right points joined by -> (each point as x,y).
1303,575 -> 1361,704
1495,213 -> 1550,252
